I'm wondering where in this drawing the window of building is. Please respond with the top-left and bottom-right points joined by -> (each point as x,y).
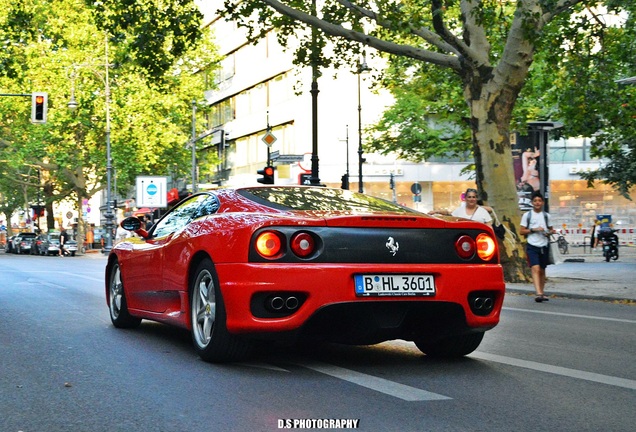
268,72 -> 293,106
548,137 -> 595,162
210,98 -> 235,127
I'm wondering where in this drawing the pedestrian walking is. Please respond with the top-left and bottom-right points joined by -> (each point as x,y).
591,220 -> 601,250
520,191 -> 554,302
144,214 -> 153,231
59,228 -> 70,257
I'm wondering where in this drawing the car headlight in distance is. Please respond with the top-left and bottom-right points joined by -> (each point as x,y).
476,233 -> 496,261
290,232 -> 315,258
455,235 -> 476,259
255,231 -> 284,259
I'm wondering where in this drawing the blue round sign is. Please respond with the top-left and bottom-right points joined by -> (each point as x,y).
147,183 -> 158,196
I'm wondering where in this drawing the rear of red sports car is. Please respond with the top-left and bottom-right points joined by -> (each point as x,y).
107,186 -> 505,362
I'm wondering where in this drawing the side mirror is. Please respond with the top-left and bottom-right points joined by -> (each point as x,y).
121,217 -> 142,231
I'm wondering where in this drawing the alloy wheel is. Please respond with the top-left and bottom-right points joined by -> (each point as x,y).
192,269 -> 216,348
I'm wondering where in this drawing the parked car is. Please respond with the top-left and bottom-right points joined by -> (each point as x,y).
14,233 -> 37,254
39,232 -> 61,256
5,235 -> 17,253
106,186 -> 505,363
64,239 -> 78,256
31,234 -> 46,255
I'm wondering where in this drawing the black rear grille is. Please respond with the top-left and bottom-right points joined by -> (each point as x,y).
249,227 -> 492,264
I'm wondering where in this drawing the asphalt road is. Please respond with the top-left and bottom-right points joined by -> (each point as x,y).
1,253 -> 634,432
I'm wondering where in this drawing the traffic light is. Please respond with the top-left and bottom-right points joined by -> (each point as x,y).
341,173 -> 349,190
257,166 -> 275,184
31,92 -> 48,123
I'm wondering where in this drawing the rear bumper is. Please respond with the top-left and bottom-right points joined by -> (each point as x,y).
216,263 -> 505,340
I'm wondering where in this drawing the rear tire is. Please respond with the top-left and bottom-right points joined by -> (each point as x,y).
415,332 -> 484,358
108,261 -> 142,328
190,258 -> 252,363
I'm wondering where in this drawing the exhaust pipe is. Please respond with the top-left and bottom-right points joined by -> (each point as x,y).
268,296 -> 285,311
285,296 -> 299,310
482,297 -> 493,310
470,295 -> 494,315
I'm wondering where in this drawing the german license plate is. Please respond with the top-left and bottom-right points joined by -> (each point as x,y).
354,274 -> 436,297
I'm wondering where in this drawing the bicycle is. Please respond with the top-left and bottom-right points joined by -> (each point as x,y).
556,230 -> 569,254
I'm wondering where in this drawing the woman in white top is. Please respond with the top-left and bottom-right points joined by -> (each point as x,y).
451,188 -> 493,225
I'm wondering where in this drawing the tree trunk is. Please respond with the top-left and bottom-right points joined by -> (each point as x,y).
468,84 -> 531,283
44,181 -> 55,231
75,191 -> 85,255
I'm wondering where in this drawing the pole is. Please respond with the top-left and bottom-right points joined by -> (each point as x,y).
357,71 -> 364,193
103,33 -> 114,254
191,100 -> 197,193
346,124 -> 350,181
309,0 -> 321,186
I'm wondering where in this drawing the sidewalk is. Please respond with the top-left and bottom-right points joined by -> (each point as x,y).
506,245 -> 636,303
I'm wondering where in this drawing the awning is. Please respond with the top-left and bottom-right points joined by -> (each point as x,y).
133,207 -> 152,217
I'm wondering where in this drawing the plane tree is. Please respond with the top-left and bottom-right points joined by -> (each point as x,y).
0,0 -> 216,248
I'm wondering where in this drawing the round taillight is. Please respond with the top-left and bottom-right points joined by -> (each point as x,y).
290,232 -> 315,258
455,235 -> 476,259
476,233 -> 497,261
255,231 -> 283,258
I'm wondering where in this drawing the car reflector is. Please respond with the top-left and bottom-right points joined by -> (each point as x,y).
290,232 -> 315,258
455,235 -> 476,259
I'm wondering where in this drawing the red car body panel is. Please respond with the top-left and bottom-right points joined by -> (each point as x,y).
214,262 -> 504,334
106,187 -> 505,346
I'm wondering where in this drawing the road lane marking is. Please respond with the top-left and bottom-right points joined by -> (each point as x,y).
4,270 -> 103,282
503,307 -> 636,324
240,362 -> 291,373
471,352 -> 636,390
297,361 -> 451,401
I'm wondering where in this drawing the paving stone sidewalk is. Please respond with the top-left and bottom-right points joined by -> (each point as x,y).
506,245 -> 636,302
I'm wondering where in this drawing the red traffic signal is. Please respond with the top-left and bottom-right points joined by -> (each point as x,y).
257,166 -> 275,184
31,92 -> 48,123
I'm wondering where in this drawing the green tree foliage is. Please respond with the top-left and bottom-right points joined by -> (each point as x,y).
86,0 -> 204,79
0,0 -> 217,245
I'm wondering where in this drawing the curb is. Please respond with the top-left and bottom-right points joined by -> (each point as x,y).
505,288 -> 636,304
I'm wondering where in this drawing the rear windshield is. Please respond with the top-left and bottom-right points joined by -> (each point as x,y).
239,187 -> 420,214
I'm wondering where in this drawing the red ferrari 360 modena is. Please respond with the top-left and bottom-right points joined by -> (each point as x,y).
106,186 -> 505,362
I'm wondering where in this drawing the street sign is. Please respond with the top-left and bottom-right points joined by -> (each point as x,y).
262,130 -> 277,147
136,176 -> 168,208
274,154 -> 304,164
411,183 -> 422,195
299,173 -> 312,185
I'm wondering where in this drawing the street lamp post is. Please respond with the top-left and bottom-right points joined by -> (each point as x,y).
309,0 -> 322,186
357,56 -> 370,193
191,100 -> 197,193
67,33 -> 114,253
